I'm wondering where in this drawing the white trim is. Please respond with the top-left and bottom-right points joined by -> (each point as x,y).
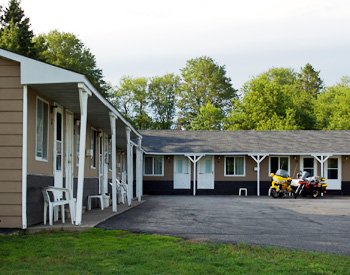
21,85 -> 28,229
35,96 -> 49,162
324,156 -> 342,190
224,156 -> 246,177
143,155 -> 164,176
109,113 -> 117,212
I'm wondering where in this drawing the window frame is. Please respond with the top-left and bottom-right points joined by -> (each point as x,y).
269,156 -> 290,175
224,156 -> 246,177
35,97 -> 49,162
144,156 -> 164,176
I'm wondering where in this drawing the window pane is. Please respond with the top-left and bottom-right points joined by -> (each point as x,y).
76,123 -> 80,166
226,157 -> 234,175
177,159 -> 183,173
183,159 -> 188,174
36,99 -> 48,160
145,157 -> 153,174
280,157 -> 288,171
205,159 -> 211,173
36,100 -> 43,158
154,157 -> 163,175
56,113 -> 62,141
303,158 -> 314,168
328,158 -> 338,169
328,169 -> 338,179
271,157 -> 278,173
235,157 -> 244,175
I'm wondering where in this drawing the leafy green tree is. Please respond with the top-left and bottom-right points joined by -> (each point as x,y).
177,56 -> 237,129
34,30 -> 107,95
0,0 -> 37,58
148,74 -> 180,129
224,67 -> 299,130
109,76 -> 152,129
190,102 -> 224,130
315,76 -> 350,130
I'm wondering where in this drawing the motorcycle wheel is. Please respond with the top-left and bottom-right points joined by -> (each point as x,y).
312,189 -> 320,198
295,185 -> 302,199
270,189 -> 279,198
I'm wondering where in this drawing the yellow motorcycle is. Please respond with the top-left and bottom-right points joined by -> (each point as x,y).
270,169 -> 292,198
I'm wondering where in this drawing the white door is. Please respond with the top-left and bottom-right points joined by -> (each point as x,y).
197,156 -> 214,189
174,156 -> 191,189
300,156 -> 317,177
54,107 -> 63,188
324,156 -> 341,190
65,111 -> 74,191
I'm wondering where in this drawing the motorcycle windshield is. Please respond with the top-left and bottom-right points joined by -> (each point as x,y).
275,169 -> 289,178
301,171 -> 310,180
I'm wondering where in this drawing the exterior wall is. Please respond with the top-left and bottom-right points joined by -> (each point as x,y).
0,57 -> 23,228
142,154 -> 350,196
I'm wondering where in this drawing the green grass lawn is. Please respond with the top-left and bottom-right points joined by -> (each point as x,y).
0,228 -> 349,274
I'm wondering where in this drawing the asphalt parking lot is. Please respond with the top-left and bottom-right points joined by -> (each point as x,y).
97,195 -> 350,255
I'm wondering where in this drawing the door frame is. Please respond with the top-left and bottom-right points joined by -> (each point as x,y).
53,105 -> 64,189
65,110 -> 74,191
324,156 -> 342,190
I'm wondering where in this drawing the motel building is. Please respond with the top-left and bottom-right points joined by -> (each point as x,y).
1,48 -> 350,229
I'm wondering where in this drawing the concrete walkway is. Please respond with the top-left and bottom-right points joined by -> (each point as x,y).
26,199 -> 146,234
97,195 -> 350,255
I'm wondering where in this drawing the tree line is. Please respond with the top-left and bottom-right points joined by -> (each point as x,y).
1,0 -> 350,131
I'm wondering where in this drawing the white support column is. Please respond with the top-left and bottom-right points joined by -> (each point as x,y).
136,137 -> 142,201
249,154 -> 268,196
186,155 -> 204,196
313,155 -> 331,178
75,88 -> 89,225
21,85 -> 28,229
109,113 -> 117,212
126,127 -> 132,206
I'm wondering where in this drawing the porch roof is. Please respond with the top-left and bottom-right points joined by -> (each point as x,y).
0,48 -> 140,150
139,130 -> 350,155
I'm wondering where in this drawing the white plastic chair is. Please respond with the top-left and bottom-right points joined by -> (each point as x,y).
109,179 -> 127,204
42,186 -> 75,226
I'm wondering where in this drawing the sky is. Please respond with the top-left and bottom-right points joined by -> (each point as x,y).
2,0 -> 350,89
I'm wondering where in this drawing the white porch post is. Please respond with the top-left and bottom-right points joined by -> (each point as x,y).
109,113 -> 117,212
126,127 -> 132,206
313,155 -> 331,178
136,137 -> 142,201
75,87 -> 90,225
21,85 -> 28,229
249,154 -> 268,197
186,155 -> 203,196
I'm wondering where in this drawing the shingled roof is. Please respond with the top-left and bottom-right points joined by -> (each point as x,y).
139,130 -> 350,155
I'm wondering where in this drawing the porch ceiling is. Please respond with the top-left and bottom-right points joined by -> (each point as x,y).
29,83 -> 138,151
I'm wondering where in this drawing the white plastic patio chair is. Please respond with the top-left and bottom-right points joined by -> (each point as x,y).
109,179 -> 127,204
42,186 -> 75,226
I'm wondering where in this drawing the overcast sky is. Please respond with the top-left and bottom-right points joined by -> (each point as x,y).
2,0 -> 350,89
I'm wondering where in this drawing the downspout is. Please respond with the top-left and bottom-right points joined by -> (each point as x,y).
21,85 -> 28,229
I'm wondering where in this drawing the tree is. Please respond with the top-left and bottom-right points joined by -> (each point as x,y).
224,67 -> 300,130
148,74 -> 180,129
0,0 -> 37,58
34,30 -> 107,95
109,76 -> 152,129
315,76 -> 350,130
177,56 -> 237,129
190,102 -> 224,130
296,63 -> 323,98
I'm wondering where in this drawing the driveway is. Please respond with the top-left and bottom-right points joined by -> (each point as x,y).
97,196 -> 350,255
